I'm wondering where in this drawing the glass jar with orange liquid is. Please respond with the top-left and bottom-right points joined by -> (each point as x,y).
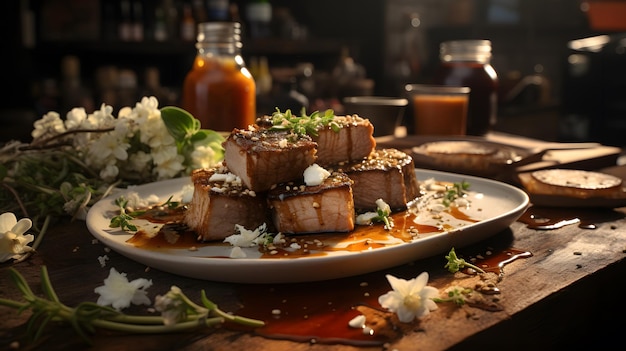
182,22 -> 256,132
432,40 -> 498,136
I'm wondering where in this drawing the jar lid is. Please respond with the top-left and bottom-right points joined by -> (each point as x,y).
196,22 -> 242,49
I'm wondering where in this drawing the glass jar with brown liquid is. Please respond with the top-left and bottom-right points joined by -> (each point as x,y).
432,40 -> 498,136
182,22 -> 256,132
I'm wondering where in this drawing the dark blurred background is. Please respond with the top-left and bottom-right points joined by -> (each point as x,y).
3,0 -> 625,145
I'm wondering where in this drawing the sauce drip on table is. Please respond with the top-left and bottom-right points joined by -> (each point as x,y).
233,245 -> 532,346
119,197 -> 536,345
519,206 -> 624,230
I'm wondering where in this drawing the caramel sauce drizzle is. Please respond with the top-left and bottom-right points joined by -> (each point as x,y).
127,206 -> 478,257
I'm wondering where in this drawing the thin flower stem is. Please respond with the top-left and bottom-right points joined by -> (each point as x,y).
92,316 -> 225,333
28,127 -> 114,148
2,266 -> 264,343
71,191 -> 92,222
0,182 -> 29,217
31,215 -> 51,251
105,314 -> 169,325
40,266 -> 60,303
0,298 -> 28,309
200,291 -> 264,328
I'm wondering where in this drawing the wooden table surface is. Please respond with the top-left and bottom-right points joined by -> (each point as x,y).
2,134 -> 626,351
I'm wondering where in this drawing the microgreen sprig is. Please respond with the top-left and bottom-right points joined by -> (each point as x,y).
444,247 -> 486,274
373,205 -> 394,230
269,108 -> 340,137
432,286 -> 475,306
442,181 -> 470,207
109,197 -> 137,231
109,195 -> 180,232
0,266 -> 264,345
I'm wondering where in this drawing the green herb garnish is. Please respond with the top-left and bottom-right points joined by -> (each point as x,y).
109,195 -> 180,232
373,205 -> 394,230
432,286 -> 475,306
268,108 -> 340,137
109,196 -> 137,231
444,247 -> 486,274
442,181 -> 470,207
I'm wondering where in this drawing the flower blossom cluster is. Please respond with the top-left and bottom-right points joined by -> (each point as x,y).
31,96 -> 220,184
0,212 -> 34,262
94,267 -> 152,311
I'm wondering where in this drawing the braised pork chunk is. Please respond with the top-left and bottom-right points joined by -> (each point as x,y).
337,148 -> 420,211
184,167 -> 268,241
312,115 -> 376,166
222,128 -> 317,192
267,172 -> 355,234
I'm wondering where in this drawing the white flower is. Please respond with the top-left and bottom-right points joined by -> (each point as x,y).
375,198 -> 391,216
125,150 -> 153,175
94,267 -> 153,311
223,223 -> 268,247
355,211 -> 378,225
89,132 -> 130,162
355,198 -> 393,229
123,191 -> 159,210
31,111 -> 65,140
378,272 -> 439,323
64,107 -> 88,130
189,144 -> 217,170
99,162 -> 120,182
0,212 -> 34,262
90,103 -> 116,128
152,149 -> 185,180
154,286 -> 186,326
154,285 -> 209,326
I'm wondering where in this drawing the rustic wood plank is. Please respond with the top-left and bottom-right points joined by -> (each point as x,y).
2,205 -> 626,350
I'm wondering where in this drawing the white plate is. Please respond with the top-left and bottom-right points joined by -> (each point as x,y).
86,169 -> 529,283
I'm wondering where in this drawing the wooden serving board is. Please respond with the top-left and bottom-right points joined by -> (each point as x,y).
375,132 -> 622,184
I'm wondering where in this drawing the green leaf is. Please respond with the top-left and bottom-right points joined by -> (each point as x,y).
160,106 -> 198,141
190,129 -> 224,144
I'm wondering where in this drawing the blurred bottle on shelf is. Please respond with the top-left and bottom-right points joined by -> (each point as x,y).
163,0 -> 179,40
207,0 -> 230,21
256,56 -> 273,96
182,22 -> 256,131
118,0 -> 133,41
245,0 -> 272,38
180,3 -> 196,41
131,0 -> 144,41
332,47 -> 372,100
153,5 -> 168,41
192,0 -> 208,23
432,40 -> 498,136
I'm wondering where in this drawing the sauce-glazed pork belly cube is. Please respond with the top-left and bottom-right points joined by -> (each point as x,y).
312,115 -> 376,166
337,148 -> 420,211
184,166 -> 268,241
256,114 -> 376,166
267,172 -> 355,234
222,128 -> 317,192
